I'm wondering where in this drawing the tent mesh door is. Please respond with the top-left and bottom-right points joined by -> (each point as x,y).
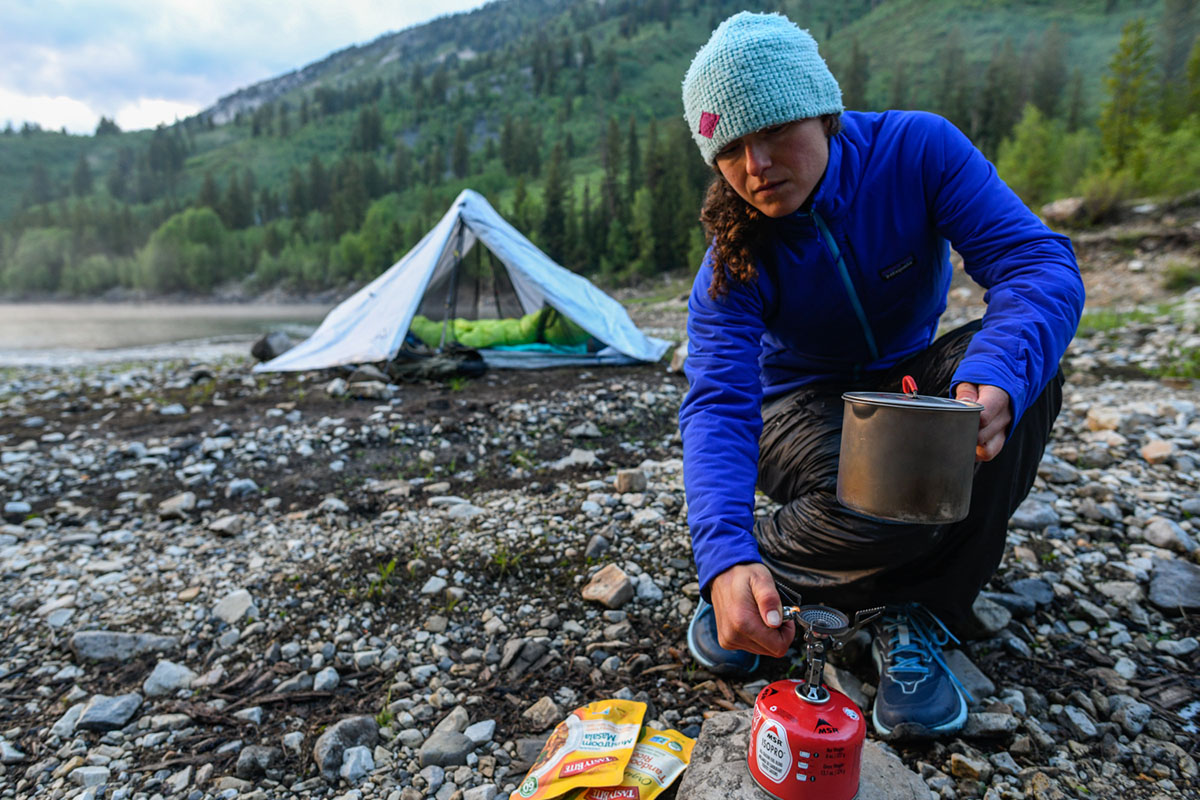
414,241 -> 525,325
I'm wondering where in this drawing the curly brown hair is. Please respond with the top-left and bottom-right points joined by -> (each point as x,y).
700,114 -> 843,299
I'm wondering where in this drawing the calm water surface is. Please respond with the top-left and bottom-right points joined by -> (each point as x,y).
0,303 -> 331,366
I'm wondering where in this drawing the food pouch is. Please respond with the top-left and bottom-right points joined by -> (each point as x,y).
510,699 -> 647,800
567,727 -> 696,800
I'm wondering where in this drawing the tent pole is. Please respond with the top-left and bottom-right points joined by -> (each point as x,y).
438,223 -> 464,351
472,246 -> 482,319
489,250 -> 505,319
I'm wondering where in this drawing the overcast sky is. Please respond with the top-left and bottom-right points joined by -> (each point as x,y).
1,0 -> 490,134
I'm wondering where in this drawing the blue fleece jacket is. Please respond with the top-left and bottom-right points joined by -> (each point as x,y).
678,110 -> 1084,596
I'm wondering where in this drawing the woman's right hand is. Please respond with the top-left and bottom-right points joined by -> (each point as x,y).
710,562 -> 795,657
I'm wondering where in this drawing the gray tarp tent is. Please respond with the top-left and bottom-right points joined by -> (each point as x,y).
256,189 -> 671,372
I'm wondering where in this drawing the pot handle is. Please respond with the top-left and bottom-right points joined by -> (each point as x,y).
901,375 -> 918,397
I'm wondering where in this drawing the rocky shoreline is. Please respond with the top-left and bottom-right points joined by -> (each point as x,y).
1,294 -> 1199,800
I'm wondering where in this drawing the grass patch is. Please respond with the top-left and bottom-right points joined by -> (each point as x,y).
1075,301 -> 1188,338
1154,345 -> 1200,380
623,274 -> 693,305
1163,260 -> 1200,292
1075,307 -> 1157,336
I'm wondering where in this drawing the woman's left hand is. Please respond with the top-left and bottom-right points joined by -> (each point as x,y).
954,383 -> 1011,462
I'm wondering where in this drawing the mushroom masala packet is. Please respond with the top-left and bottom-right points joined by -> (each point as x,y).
509,699 -> 647,800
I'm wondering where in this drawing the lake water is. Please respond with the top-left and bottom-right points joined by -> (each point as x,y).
0,303 -> 331,367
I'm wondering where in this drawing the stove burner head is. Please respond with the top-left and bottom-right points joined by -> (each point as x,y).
792,605 -> 849,636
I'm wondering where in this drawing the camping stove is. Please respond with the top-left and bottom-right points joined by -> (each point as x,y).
747,601 -> 882,800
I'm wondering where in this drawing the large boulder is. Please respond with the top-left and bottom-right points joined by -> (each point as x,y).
1040,197 -> 1086,227
1149,558 -> 1200,614
250,331 -> 294,363
312,716 -> 379,777
675,710 -> 928,800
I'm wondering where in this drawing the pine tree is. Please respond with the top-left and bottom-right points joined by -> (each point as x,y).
1160,0 -> 1200,128
625,116 -> 640,215
393,141 -> 413,191
601,117 -> 622,220
1099,18 -> 1155,168
1188,38 -> 1200,116
287,168 -> 307,218
308,155 -> 331,211
72,152 -> 93,196
26,164 -> 52,207
575,180 -> 594,272
935,28 -> 969,128
843,38 -> 870,110
500,115 -> 516,175
888,59 -> 909,110
95,116 -> 120,136
106,147 -> 134,200
219,172 -> 240,228
431,64 -> 450,104
425,142 -> 445,185
977,39 -> 1023,156
539,143 -> 568,262
351,106 -> 383,152
511,176 -> 532,233
198,171 -> 220,211
1030,25 -> 1069,119
1065,69 -> 1086,132
452,124 -> 470,179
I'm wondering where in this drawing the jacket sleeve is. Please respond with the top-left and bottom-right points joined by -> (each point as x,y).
919,114 -> 1084,427
678,251 -> 771,596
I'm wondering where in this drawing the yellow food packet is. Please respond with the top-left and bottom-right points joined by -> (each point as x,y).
510,699 -> 647,800
568,727 -> 696,800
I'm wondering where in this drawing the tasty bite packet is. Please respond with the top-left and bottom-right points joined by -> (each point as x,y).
510,699 -> 647,800
568,727 -> 696,800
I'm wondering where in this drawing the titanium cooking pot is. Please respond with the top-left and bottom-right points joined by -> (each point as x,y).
837,376 -> 983,524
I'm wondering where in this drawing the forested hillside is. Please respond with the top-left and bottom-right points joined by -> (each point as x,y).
0,0 -> 1196,298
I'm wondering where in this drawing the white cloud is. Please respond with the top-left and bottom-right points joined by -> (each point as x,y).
0,86 -> 98,133
115,99 -> 202,132
0,0 -> 489,133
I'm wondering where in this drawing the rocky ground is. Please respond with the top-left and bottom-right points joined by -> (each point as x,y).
2,219 -> 1200,800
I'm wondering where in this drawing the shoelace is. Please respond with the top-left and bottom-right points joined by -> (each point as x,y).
879,604 -> 975,703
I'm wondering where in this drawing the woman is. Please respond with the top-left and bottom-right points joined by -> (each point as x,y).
678,12 -> 1084,739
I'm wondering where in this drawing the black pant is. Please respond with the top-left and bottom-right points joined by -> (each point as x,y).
753,321 -> 1063,634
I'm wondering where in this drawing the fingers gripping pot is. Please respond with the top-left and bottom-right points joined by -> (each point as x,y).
748,605 -> 882,800
837,376 -> 983,524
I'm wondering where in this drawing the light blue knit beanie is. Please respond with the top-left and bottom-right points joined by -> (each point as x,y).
682,12 -> 843,165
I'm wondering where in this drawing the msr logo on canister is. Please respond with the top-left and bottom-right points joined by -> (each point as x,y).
754,718 -> 792,783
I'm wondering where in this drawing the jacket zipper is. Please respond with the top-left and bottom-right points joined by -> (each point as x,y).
813,210 -> 880,362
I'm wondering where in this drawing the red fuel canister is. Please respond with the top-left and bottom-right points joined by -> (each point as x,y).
747,679 -> 866,800
744,601 -> 882,800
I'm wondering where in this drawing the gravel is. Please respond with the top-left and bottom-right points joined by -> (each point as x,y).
1,286 -> 1199,799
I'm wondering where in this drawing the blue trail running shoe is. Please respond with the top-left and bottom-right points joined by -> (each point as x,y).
871,604 -> 973,739
686,598 -> 760,678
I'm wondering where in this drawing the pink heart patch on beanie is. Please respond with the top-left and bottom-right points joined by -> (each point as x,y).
698,111 -> 720,139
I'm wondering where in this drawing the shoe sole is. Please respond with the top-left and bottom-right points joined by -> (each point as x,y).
870,643 -> 967,739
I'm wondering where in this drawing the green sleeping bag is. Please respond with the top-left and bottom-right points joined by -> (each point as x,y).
408,307 -> 589,350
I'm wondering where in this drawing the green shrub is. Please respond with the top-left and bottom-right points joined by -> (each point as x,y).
1163,260 -> 1200,292
1128,117 -> 1200,198
137,207 -> 230,292
1075,169 -> 1134,224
